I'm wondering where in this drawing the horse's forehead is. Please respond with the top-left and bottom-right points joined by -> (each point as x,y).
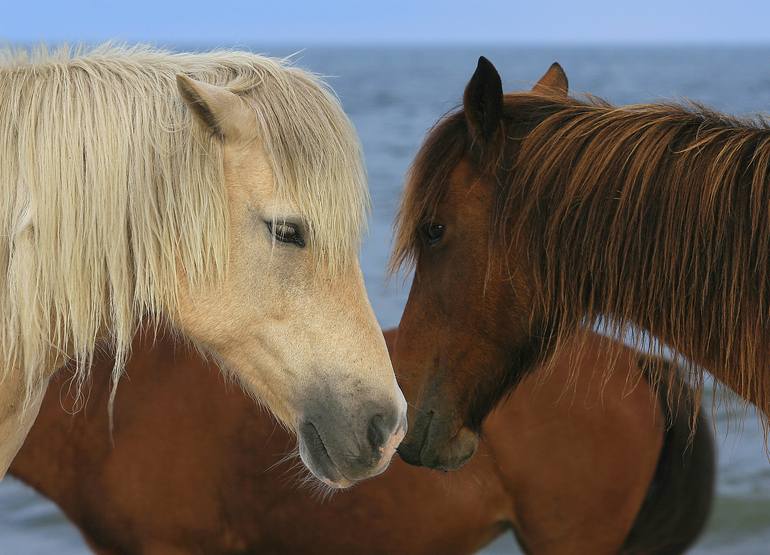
223,141 -> 280,198
443,159 -> 493,220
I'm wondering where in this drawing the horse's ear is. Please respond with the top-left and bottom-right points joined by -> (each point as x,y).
532,62 -> 568,96
176,74 -> 253,140
463,56 -> 504,142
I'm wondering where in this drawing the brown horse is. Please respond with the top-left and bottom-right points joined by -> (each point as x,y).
391,57 -> 767,473
10,329 -> 712,554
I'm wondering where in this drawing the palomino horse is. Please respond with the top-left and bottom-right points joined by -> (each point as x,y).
11,329 -> 713,554
392,57 -> 766,470
0,45 -> 406,485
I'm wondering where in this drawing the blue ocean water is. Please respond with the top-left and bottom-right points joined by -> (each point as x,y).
1,45 -> 770,553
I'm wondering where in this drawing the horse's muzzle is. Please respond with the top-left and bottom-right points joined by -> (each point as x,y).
298,401 -> 407,488
397,410 -> 478,471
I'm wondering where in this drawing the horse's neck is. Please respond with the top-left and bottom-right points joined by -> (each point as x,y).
0,343 -> 76,478
6,379 -> 81,509
0,371 -> 49,479
522,116 -> 770,416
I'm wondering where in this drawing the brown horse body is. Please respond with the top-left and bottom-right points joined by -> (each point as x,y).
10,330 -> 711,554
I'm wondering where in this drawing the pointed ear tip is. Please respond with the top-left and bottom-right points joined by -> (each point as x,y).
175,73 -> 196,95
472,56 -> 501,88
550,62 -> 568,78
477,56 -> 495,70
176,74 -> 211,91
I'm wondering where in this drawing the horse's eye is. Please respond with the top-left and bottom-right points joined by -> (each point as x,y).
266,220 -> 306,248
421,223 -> 445,246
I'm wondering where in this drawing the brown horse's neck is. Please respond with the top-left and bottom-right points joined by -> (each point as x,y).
9,373 -> 96,510
508,99 -> 770,416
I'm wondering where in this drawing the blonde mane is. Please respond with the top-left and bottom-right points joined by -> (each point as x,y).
0,44 -> 367,405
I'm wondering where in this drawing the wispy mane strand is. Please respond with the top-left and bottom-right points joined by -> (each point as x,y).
505,95 -> 770,417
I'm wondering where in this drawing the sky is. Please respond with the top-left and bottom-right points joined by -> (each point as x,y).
2,0 -> 770,45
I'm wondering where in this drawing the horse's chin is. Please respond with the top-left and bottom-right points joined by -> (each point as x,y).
297,421 -> 356,489
398,414 -> 479,471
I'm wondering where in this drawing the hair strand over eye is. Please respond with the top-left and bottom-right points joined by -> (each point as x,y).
266,220 -> 306,247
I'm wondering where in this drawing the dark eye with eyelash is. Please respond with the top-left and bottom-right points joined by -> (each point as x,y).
266,220 -> 306,248
421,223 -> 445,246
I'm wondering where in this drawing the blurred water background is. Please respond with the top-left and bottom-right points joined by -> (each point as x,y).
1,44 -> 770,553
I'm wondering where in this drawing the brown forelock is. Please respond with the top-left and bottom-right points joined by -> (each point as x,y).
391,111 -> 469,273
390,93 -> 562,275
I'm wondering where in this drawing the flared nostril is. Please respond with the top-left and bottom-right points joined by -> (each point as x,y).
366,413 -> 389,451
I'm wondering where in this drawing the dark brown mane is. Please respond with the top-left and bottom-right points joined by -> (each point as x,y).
393,92 -> 770,420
